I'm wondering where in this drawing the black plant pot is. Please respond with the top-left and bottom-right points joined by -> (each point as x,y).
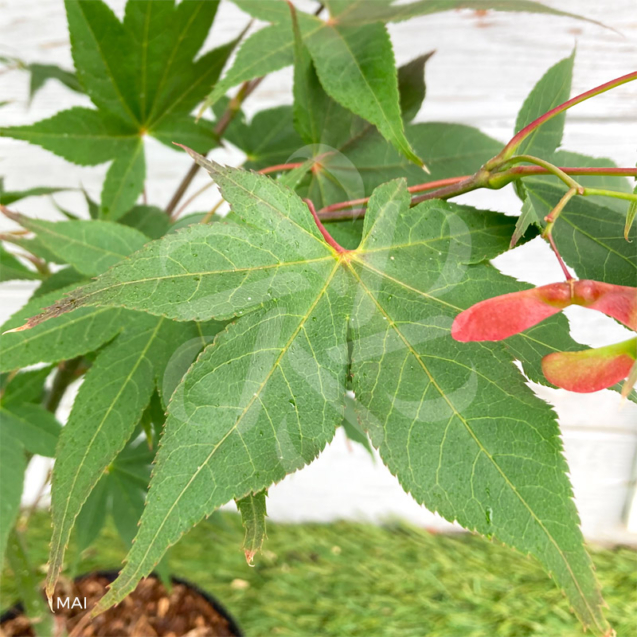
1,569 -> 243,637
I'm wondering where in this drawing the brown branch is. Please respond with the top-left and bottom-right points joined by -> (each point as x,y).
317,164 -> 637,222
165,77 -> 264,217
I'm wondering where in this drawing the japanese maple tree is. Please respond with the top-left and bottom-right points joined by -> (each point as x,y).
0,1 -> 635,636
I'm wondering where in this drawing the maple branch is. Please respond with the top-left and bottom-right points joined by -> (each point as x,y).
317,164 -> 637,222
500,155 -> 584,192
258,161 -> 305,175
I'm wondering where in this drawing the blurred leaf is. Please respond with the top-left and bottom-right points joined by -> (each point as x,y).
28,63 -> 83,101
0,366 -> 52,406
150,115 -> 218,155
75,475 -> 109,552
32,267 -> 86,299
168,212 -> 211,233
341,393 -> 374,458
0,403 -> 61,457
397,51 -> 432,122
0,178 -> 67,206
525,181 -> 636,286
225,106 -> 304,170
5,212 -> 149,276
0,246 -> 41,282
0,433 -> 25,571
305,23 -> 422,165
119,205 -> 170,240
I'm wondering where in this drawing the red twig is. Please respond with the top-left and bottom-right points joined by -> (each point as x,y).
258,162 -> 305,175
494,71 -> 637,163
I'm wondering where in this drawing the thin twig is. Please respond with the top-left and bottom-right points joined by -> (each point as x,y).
201,198 -> 225,224
165,77 -> 264,217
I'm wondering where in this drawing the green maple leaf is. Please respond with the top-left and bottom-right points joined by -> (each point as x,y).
0,431 -> 25,571
0,0 -> 235,220
322,0 -> 602,27
46,311 -> 223,593
0,177 -> 68,206
0,367 -> 52,406
219,0 -> 601,114
209,5 -> 422,166
76,435 -> 157,552
0,285 -> 126,373
0,404 -> 61,458
0,245 -> 41,283
25,157 -> 607,632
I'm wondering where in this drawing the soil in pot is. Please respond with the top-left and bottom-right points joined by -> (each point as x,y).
1,572 -> 242,637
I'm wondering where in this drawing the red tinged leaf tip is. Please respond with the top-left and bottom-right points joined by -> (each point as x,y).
451,283 -> 572,342
452,280 -> 637,342
542,338 -> 637,393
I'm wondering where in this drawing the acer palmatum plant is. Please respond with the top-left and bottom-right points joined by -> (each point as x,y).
1,1 -> 636,636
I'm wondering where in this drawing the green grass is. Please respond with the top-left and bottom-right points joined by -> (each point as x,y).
2,511 -> 636,636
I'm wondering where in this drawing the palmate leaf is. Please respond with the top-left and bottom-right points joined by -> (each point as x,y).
223,0 -> 598,107
26,159 -> 607,631
0,0 -> 233,221
3,211 -> 149,277
347,182 -> 606,634
210,7 -> 421,166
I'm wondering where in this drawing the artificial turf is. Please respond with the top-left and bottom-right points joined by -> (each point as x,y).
1,511 -> 635,636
